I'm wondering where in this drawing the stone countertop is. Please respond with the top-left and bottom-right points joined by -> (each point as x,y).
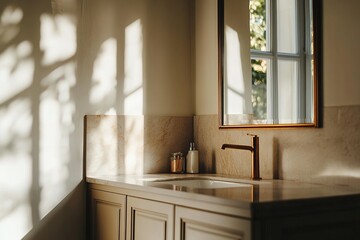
87,174 -> 360,217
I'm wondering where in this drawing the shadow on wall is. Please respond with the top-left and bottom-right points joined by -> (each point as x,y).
1,0 -> 192,238
0,1 -> 111,239
80,0 -> 147,175
22,181 -> 86,240
80,0 -> 193,176
0,1 -> 88,239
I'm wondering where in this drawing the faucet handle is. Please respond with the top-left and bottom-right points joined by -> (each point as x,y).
246,133 -> 258,138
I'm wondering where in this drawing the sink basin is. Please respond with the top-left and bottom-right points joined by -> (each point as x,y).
156,179 -> 251,189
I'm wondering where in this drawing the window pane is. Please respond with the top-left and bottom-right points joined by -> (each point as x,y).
251,58 -> 270,122
277,59 -> 299,123
250,0 -> 268,51
277,0 -> 298,53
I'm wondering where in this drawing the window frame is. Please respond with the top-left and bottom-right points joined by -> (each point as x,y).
250,0 -> 312,124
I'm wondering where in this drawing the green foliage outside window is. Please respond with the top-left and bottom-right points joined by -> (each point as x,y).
250,0 -> 266,51
250,0 -> 267,120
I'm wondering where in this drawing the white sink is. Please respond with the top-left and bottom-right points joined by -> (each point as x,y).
156,179 -> 251,189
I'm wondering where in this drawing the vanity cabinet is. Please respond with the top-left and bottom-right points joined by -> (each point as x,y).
89,189 -> 126,240
88,180 -> 360,240
88,187 -> 251,240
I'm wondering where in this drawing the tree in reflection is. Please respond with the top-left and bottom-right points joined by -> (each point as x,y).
250,0 -> 267,120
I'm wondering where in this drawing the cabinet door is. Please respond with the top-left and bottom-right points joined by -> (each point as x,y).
89,189 -> 126,240
175,206 -> 251,240
127,196 -> 174,240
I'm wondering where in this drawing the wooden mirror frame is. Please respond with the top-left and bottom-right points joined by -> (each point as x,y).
218,0 -> 322,128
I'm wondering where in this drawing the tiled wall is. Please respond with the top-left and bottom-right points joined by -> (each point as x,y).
86,106 -> 360,186
86,115 -> 193,176
194,106 -> 360,186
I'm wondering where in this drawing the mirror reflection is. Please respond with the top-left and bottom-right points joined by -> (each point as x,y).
219,0 -> 319,127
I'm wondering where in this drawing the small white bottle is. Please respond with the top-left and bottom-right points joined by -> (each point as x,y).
186,142 -> 199,173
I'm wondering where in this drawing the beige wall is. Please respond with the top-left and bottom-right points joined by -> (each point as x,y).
81,0 -> 194,116
86,115 -> 193,176
0,0 -> 193,239
323,0 -> 360,106
196,0 -> 360,115
194,0 -> 360,185
0,0 -> 85,239
195,0 -> 218,115
195,106 -> 360,184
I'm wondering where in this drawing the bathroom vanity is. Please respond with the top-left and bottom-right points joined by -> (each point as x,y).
87,174 -> 360,240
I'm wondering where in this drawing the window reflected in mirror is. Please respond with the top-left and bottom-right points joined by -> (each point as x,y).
219,0 -> 320,127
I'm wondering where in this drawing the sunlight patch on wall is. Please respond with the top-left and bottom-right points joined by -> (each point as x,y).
224,25 -> 250,114
0,6 -> 34,234
0,99 -> 33,240
318,164 -> 360,178
0,6 -> 23,44
0,41 -> 34,104
93,116 -> 119,175
1,2 -> 80,238
124,116 -> 144,175
124,20 -> 144,174
89,38 -> 117,106
37,5 -> 79,221
40,13 -> 77,66
124,19 -> 143,115
39,62 -> 76,218
105,108 -> 117,115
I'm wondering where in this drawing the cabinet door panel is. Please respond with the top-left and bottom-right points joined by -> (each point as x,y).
175,206 -> 251,240
90,190 -> 126,240
127,196 -> 174,240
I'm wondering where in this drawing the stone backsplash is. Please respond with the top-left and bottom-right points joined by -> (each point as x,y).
85,106 -> 360,186
85,115 -> 193,176
194,106 -> 360,185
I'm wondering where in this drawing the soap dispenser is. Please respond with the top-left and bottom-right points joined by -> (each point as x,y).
186,142 -> 199,173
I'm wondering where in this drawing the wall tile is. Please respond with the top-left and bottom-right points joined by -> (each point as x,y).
85,106 -> 360,186
194,106 -> 360,185
86,115 -> 193,176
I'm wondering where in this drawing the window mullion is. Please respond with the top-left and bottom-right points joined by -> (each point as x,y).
298,0 -> 306,122
250,50 -> 274,58
270,0 -> 278,124
276,53 -> 301,59
305,0 -> 313,122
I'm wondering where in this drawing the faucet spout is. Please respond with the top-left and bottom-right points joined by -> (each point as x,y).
221,135 -> 261,181
221,144 -> 253,152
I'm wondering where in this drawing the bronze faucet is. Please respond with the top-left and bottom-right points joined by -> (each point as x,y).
221,134 -> 261,180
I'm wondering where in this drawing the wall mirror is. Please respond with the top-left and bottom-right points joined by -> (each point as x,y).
218,0 -> 321,128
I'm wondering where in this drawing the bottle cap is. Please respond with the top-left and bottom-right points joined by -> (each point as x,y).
171,152 -> 182,159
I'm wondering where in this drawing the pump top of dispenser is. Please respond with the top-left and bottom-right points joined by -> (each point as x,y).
171,152 -> 183,159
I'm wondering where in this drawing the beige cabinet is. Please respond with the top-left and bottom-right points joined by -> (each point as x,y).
89,188 -> 250,240
126,196 -> 174,240
175,206 -> 251,240
88,183 -> 360,240
89,189 -> 126,240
